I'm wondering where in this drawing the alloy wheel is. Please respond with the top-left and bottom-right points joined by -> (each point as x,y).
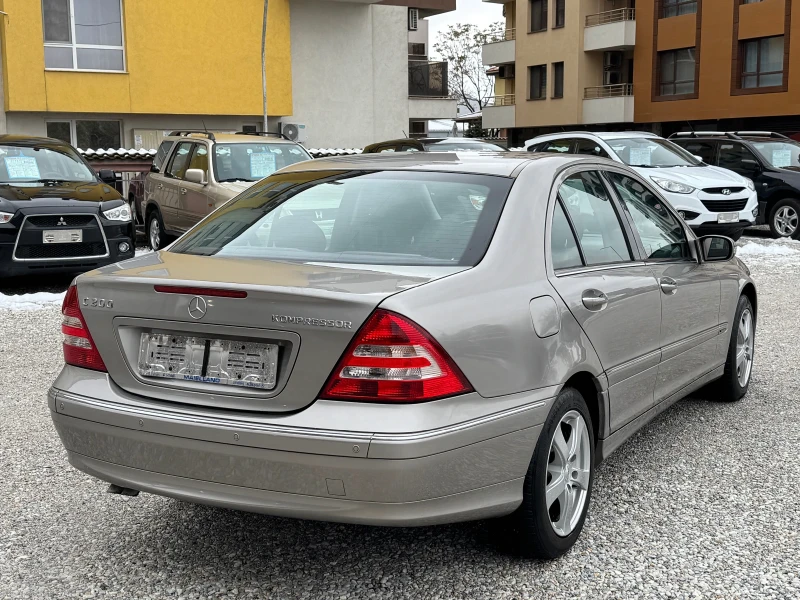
736,309 -> 754,387
774,206 -> 798,237
149,218 -> 161,250
545,410 -> 591,537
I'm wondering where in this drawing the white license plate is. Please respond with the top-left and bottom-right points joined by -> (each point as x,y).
43,229 -> 82,243
717,212 -> 739,224
137,333 -> 279,390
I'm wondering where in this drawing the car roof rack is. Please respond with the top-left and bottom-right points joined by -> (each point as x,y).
168,130 -> 216,141
734,131 -> 790,139
235,131 -> 291,141
669,131 -> 742,140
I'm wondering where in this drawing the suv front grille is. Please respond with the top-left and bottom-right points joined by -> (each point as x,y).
700,199 -> 749,212
702,187 -> 745,196
14,214 -> 108,261
26,215 -> 97,228
15,242 -> 107,260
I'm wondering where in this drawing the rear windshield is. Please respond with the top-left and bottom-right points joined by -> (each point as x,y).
213,143 -> 312,182
170,170 -> 513,266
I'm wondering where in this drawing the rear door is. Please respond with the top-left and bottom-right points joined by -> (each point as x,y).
604,170 -> 722,404
547,169 -> 662,432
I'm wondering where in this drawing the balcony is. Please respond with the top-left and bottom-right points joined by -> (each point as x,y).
482,29 -> 516,66
408,61 -> 457,120
584,8 -> 636,51
483,94 -> 516,129
582,84 -> 634,124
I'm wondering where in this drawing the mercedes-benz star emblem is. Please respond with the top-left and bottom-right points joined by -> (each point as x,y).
188,296 -> 208,320
721,188 -> 731,195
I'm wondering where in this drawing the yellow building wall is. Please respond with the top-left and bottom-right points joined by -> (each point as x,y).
0,0 -> 292,116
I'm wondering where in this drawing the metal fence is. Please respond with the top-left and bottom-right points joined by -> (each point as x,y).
584,83 -> 634,99
585,8 -> 636,27
486,94 -> 516,107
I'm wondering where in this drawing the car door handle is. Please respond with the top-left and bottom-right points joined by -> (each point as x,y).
660,277 -> 678,295
581,290 -> 608,311
180,188 -> 187,195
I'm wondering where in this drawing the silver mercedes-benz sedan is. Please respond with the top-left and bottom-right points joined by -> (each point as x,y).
50,152 -> 757,559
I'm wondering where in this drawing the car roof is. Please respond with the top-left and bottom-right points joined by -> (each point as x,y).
0,134 -> 74,148
528,131 -> 659,144
276,151 -> 598,178
165,132 -> 297,144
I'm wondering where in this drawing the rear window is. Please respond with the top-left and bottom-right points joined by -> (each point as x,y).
170,170 -> 513,266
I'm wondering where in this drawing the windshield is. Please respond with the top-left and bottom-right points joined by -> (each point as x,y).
170,170 -> 513,266
212,143 -> 312,182
608,138 -> 701,168
0,144 -> 95,183
424,141 -> 507,152
750,140 -> 800,170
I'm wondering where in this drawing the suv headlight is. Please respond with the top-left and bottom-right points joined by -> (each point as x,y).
103,204 -> 132,222
651,177 -> 695,195
0,212 -> 13,224
744,178 -> 755,191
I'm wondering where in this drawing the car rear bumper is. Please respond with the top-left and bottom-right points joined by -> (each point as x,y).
49,374 -> 554,526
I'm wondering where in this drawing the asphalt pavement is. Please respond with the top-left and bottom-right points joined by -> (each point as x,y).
1,232 -> 798,600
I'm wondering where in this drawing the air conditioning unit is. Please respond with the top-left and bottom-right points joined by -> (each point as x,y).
408,8 -> 419,31
281,122 -> 308,143
603,51 -> 623,69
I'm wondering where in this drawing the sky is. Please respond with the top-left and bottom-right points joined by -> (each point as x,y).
428,0 -> 504,51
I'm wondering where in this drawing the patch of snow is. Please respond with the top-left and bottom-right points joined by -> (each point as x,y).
135,247 -> 153,257
0,291 -> 65,311
736,242 -> 800,258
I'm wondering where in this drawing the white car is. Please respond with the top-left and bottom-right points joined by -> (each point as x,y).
526,132 -> 759,240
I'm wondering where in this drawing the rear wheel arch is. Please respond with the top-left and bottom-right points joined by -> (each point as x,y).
559,372 -> 604,449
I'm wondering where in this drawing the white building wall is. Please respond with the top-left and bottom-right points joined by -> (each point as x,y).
289,0 -> 410,148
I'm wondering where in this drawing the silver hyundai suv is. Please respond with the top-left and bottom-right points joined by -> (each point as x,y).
144,131 -> 312,249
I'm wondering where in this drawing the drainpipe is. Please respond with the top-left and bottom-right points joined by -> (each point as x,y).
261,0 -> 269,132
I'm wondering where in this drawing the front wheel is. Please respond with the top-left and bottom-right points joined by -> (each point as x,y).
510,387 -> 594,559
768,198 -> 800,239
709,295 -> 755,402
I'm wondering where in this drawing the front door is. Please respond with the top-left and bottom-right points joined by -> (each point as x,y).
605,171 -> 722,404
160,141 -> 194,232
548,170 -> 663,432
178,142 -> 211,229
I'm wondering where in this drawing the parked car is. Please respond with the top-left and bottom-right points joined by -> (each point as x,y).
0,135 -> 134,278
50,152 -> 756,559
143,131 -> 313,250
670,131 -> 800,238
526,132 -> 759,240
361,137 -> 508,154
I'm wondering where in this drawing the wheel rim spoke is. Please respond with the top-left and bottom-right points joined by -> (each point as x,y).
546,409 -> 591,537
736,309 -> 753,386
572,467 -> 590,491
546,473 -> 567,507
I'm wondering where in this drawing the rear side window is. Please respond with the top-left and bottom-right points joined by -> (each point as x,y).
540,139 -> 574,154
558,172 -> 632,266
551,200 -> 583,270
170,171 -> 513,266
575,139 -> 610,158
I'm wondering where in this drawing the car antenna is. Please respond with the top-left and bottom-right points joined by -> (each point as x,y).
686,120 -> 695,133
402,130 -> 408,138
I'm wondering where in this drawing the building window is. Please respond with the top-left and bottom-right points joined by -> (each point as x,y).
408,8 -> 419,31
661,0 -> 697,18
554,0 -> 566,28
408,43 -> 426,58
46,120 -> 121,149
658,48 -> 696,95
741,36 -> 785,88
530,0 -> 547,32
741,0 -> 763,3
552,62 -> 564,98
529,64 -> 547,100
42,0 -> 125,71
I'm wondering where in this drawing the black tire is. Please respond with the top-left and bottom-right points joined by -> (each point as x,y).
708,295 -> 755,402
767,198 -> 800,239
147,210 -> 167,250
510,387 -> 595,559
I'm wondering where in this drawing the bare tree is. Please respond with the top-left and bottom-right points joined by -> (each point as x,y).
434,22 -> 504,114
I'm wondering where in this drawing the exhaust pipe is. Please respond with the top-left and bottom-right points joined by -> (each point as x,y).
107,483 -> 140,497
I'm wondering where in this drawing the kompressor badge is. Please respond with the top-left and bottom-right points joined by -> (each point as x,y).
272,315 -> 353,329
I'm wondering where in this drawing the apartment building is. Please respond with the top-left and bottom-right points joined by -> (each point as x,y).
482,0 -> 798,146
0,0 -> 456,149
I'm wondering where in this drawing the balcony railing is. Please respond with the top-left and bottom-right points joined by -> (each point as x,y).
487,28 -> 516,43
585,8 -> 635,27
409,61 -> 449,98
584,84 -> 633,99
487,94 -> 516,106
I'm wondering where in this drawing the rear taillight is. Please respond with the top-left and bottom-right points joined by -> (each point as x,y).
321,309 -> 472,403
61,285 -> 107,372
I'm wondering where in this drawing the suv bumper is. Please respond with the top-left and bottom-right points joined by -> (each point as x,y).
662,189 -> 758,230
49,368 -> 555,526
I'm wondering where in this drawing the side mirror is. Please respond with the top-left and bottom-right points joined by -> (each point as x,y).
184,169 -> 206,185
149,163 -> 160,173
699,235 -> 735,262
740,158 -> 761,173
98,169 -> 116,183
692,154 -> 704,162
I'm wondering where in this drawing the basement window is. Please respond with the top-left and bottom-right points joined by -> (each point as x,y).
42,0 -> 126,72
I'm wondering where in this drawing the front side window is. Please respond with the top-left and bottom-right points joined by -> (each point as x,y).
213,143 -> 311,183
659,48 -> 696,96
741,36 -> 785,88
42,0 -> 125,71
673,140 -> 717,163
529,64 -> 547,99
153,141 -> 173,170
170,171 -> 513,266
187,144 -> 209,173
718,142 -> 761,174
751,140 -> 800,170
607,137 -> 701,168
662,0 -> 697,18
167,142 -> 192,180
558,171 -> 631,266
0,143 -> 95,183
607,171 -> 691,261
530,0 -> 547,32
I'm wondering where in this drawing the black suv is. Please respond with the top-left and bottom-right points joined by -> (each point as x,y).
0,135 -> 134,278
670,131 -> 800,238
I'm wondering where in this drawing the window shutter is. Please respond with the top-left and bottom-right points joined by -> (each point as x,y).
408,8 -> 419,31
